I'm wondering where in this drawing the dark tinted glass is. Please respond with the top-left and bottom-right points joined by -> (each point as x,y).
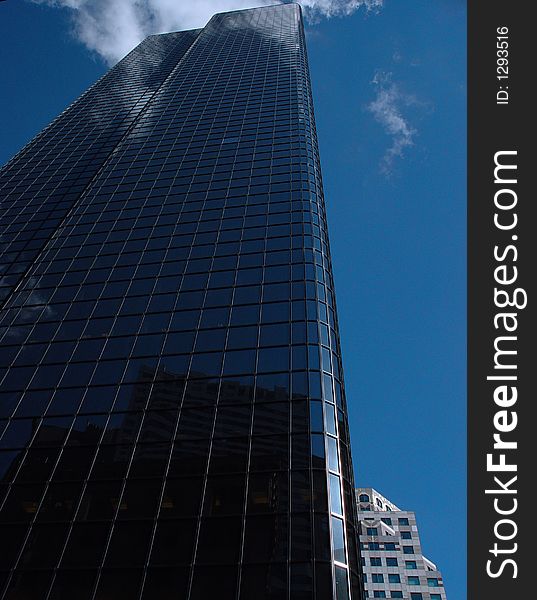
0,4 -> 361,599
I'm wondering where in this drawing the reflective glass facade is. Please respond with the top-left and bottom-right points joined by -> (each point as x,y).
0,4 -> 363,600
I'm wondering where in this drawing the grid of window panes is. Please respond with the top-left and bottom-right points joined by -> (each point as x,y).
357,492 -> 447,600
0,4 -> 362,600
0,30 -> 200,304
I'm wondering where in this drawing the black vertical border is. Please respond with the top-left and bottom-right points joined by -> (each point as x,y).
468,2 -> 531,599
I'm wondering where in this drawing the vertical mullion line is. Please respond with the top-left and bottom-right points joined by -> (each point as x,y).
235,18 -> 259,600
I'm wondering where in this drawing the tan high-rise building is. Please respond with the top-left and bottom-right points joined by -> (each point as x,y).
356,488 -> 448,600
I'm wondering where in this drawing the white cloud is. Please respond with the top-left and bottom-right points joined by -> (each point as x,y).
300,0 -> 382,18
367,71 -> 418,175
32,0 -> 268,64
31,0 -> 383,65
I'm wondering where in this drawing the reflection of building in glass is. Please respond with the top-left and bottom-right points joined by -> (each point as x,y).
0,4 -> 363,599
356,488 -> 448,600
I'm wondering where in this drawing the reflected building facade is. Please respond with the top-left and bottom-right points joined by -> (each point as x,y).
0,4 -> 363,600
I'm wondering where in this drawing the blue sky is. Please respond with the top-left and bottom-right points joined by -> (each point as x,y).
0,1 -> 466,598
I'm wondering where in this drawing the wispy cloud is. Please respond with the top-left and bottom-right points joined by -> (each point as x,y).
31,0 -> 383,65
367,71 -> 418,176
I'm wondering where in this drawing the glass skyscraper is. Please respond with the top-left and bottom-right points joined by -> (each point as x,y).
0,4 -> 363,600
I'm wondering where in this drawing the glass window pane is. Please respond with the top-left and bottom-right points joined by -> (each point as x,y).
327,436 -> 339,472
332,516 -> 346,564
329,474 -> 342,515
334,566 -> 350,600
